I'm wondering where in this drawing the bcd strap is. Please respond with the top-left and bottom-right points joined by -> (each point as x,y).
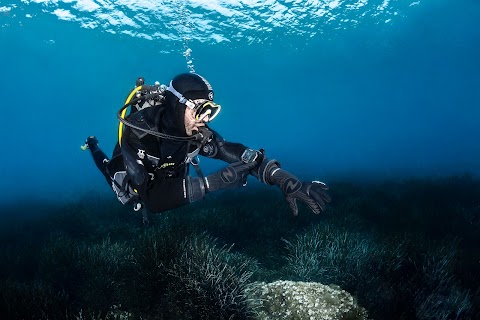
133,202 -> 150,227
142,205 -> 150,227
190,156 -> 204,181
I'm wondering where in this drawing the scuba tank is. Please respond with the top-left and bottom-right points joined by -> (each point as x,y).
117,78 -> 211,144
118,77 -> 167,146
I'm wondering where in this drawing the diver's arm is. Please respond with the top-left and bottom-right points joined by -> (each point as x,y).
83,136 -> 112,186
199,129 -> 248,163
139,160 -> 257,213
199,129 -> 264,165
122,159 -> 255,214
198,130 -> 332,215
199,129 -> 273,183
121,130 -> 253,213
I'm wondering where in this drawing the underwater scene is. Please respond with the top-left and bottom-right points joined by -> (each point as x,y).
1,0 -> 480,319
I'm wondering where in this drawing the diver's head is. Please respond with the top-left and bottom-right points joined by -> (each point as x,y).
171,73 -> 214,101
166,73 -> 221,124
161,73 -> 221,136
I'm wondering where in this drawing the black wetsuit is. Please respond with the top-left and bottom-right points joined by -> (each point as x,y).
91,97 -> 251,213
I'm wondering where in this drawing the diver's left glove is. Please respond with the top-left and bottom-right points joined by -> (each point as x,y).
204,161 -> 259,192
257,160 -> 331,215
81,136 -> 99,151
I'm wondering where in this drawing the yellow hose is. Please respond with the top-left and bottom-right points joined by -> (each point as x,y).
118,86 -> 142,146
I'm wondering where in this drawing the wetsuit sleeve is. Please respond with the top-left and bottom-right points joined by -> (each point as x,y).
199,129 -> 249,163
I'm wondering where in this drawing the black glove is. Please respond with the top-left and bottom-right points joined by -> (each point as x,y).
267,167 -> 331,216
86,136 -> 98,148
81,136 -> 99,151
204,161 -> 258,192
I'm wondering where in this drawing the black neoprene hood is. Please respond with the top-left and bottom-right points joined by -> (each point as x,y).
171,73 -> 214,101
160,73 -> 214,137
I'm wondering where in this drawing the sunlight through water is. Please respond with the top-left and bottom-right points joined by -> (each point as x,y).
5,0 -> 420,48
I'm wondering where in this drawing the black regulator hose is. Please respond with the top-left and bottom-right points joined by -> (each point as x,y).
117,93 -> 203,142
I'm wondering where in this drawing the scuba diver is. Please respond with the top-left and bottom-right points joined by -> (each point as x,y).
83,73 -> 331,223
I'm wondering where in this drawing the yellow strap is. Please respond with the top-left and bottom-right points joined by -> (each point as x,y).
118,86 -> 143,146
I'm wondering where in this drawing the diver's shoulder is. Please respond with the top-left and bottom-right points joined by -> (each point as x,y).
127,104 -> 162,122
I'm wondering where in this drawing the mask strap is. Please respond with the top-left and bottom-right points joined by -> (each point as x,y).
166,81 -> 196,110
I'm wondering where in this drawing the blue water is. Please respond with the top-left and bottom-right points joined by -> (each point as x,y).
1,0 -> 479,206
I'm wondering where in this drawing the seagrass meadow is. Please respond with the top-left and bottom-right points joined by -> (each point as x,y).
1,176 -> 479,319
1,1 -> 480,319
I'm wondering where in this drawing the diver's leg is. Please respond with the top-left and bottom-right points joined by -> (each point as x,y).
84,136 -> 112,185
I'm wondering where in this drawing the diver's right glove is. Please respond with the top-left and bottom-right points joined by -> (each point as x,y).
204,161 -> 259,193
255,159 -> 331,215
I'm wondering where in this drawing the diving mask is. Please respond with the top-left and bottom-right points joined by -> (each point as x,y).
191,99 -> 221,122
166,81 -> 221,122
